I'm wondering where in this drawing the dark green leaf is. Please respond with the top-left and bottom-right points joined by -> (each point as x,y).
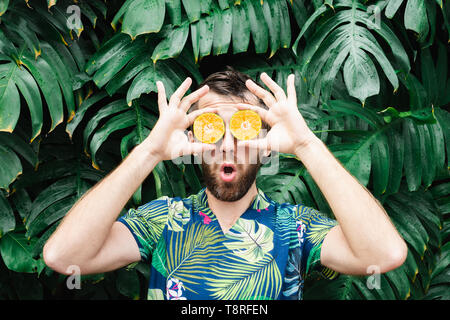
25,176 -> 77,228
0,231 -> 45,273
0,67 -> 20,132
404,0 -> 429,41
231,3 -> 250,54
152,22 -> 189,62
212,5 -> 232,55
116,268 -> 141,299
89,110 -> 137,168
66,91 -> 108,138
0,192 -> 15,237
262,0 -> 281,58
166,0 -> 182,26
403,118 -> 422,191
371,132 -> 390,196
20,52 -> 63,132
0,132 -> 38,167
246,0 -> 269,54
181,0 -> 201,22
122,0 -> 165,39
0,144 -> 22,192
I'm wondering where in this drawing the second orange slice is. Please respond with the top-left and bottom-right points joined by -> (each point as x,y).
193,113 -> 225,144
230,110 -> 262,140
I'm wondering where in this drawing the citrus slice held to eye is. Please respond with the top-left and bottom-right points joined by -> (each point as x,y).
193,112 -> 225,144
230,110 -> 262,140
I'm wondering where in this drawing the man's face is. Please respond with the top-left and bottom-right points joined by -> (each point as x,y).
189,91 -> 267,202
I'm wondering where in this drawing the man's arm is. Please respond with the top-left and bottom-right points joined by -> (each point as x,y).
241,73 -> 407,275
43,78 -> 217,275
43,146 -> 159,275
295,136 -> 407,275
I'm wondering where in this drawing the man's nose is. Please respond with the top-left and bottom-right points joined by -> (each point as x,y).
219,130 -> 235,154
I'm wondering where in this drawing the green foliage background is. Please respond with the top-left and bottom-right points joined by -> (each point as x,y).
0,0 -> 449,299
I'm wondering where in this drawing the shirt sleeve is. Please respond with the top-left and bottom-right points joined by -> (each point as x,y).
117,196 -> 169,262
294,204 -> 339,280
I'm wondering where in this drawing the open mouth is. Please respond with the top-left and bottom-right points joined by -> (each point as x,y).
220,163 -> 237,182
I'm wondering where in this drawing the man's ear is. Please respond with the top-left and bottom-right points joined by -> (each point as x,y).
187,130 -> 195,143
259,148 -> 271,163
188,130 -> 200,157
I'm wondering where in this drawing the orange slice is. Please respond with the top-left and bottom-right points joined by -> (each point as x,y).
193,113 -> 225,144
230,110 -> 262,140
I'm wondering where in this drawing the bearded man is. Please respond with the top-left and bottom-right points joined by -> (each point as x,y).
43,68 -> 407,300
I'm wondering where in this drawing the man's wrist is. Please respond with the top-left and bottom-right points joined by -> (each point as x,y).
132,142 -> 162,170
294,133 -> 322,160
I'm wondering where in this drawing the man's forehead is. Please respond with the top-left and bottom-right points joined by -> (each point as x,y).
196,91 -> 258,110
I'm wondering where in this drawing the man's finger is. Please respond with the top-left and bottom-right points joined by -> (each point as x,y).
260,72 -> 287,102
169,77 -> 192,107
186,107 -> 219,126
156,81 -> 168,113
234,103 -> 272,127
179,85 -> 210,112
286,74 -> 297,103
245,79 -> 277,107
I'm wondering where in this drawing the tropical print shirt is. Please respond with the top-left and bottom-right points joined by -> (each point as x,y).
118,187 -> 339,300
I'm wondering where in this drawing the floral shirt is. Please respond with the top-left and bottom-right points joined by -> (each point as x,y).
118,187 -> 339,300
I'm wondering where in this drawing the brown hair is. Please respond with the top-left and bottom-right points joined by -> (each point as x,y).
189,66 -> 269,130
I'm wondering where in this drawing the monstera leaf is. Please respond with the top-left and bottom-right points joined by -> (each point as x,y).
224,218 -> 274,262
292,0 -> 410,104
383,0 -> 443,45
112,0 -> 292,61
0,132 -> 38,192
167,199 -> 191,232
0,0 -> 100,141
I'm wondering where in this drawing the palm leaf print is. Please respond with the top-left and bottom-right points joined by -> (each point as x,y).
304,213 -> 338,246
166,222 -> 227,293
223,218 -> 274,262
283,248 -> 303,299
147,288 -> 164,300
295,205 -> 338,245
167,199 -> 190,232
251,188 -> 271,210
272,206 -> 297,247
152,238 -> 167,277
123,198 -> 169,259
205,254 -> 282,300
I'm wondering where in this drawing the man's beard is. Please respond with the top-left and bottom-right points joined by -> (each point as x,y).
202,162 -> 261,202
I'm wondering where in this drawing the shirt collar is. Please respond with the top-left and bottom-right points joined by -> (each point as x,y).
194,187 -> 272,216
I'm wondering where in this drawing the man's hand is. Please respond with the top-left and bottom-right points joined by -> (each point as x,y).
239,73 -> 407,275
141,77 -> 218,161
236,73 -> 316,155
44,77 -> 222,275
